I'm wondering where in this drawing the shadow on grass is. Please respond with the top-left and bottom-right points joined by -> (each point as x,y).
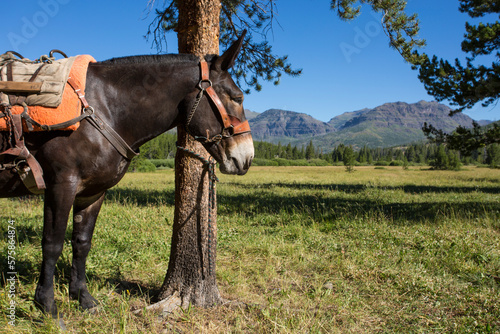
105,188 -> 175,206
221,182 -> 500,194
102,182 -> 500,227
104,278 -> 159,301
216,192 -> 500,227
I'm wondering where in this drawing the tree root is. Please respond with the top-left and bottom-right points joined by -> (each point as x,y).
132,292 -> 259,319
133,291 -> 182,316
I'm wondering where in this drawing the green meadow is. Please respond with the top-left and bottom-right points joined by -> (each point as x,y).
1,166 -> 499,333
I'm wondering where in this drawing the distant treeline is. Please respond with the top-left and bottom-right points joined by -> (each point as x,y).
129,132 -> 500,171
254,140 -> 500,169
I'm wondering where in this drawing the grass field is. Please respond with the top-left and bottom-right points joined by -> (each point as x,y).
1,166 -> 499,333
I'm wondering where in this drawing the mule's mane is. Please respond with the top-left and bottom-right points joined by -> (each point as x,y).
99,54 -> 217,65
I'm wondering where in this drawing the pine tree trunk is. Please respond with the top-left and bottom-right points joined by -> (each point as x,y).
155,0 -> 223,310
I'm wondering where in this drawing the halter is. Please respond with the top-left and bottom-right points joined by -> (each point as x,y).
186,61 -> 251,143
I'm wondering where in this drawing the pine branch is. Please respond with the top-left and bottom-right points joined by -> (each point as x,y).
331,0 -> 426,64
145,1 -> 178,52
412,1 -> 500,117
423,121 -> 500,155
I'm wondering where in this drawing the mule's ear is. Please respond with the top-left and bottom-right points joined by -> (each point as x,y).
214,30 -> 247,71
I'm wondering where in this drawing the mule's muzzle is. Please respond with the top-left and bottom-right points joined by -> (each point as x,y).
218,133 -> 254,175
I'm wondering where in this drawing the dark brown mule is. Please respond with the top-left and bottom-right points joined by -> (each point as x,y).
0,35 -> 253,324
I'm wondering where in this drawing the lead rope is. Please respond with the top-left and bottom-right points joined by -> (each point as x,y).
185,80 -> 225,144
176,144 -> 218,276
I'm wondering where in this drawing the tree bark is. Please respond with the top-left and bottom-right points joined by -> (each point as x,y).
155,0 -> 222,310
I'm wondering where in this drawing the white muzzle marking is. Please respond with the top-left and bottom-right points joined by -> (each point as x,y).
219,136 -> 254,175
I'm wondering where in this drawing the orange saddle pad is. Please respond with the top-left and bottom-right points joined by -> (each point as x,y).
0,54 -> 96,132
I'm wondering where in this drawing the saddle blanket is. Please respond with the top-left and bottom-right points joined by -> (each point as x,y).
0,54 -> 95,131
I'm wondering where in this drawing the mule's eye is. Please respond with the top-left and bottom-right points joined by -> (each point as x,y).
232,96 -> 244,104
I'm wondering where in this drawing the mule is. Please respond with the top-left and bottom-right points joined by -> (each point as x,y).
0,35 -> 253,322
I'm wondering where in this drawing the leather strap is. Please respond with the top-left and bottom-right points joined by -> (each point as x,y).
6,62 -> 16,106
200,60 -> 210,82
199,61 -> 251,135
68,74 -> 137,160
67,76 -> 90,109
231,118 -> 250,134
85,112 -> 139,160
21,105 -> 93,131
200,61 -> 232,129
205,85 -> 233,129
0,113 -> 46,192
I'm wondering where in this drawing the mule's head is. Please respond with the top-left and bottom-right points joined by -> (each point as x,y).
182,33 -> 254,175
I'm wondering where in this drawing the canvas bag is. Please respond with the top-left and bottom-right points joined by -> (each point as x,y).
0,52 -> 76,107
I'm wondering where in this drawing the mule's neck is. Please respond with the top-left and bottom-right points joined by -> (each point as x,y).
85,58 -> 200,150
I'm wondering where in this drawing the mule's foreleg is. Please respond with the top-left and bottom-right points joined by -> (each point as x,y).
35,185 -> 76,319
69,193 -> 105,310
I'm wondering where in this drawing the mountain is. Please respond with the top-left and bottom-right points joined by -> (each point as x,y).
327,108 -> 369,129
244,109 -> 261,121
248,108 -> 333,142
329,101 -> 472,131
248,101 -> 490,150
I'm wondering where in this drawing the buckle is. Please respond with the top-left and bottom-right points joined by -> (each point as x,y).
197,79 -> 212,91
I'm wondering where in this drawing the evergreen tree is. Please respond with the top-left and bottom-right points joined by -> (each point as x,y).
343,146 -> 356,172
402,156 -> 409,170
358,146 -> 368,164
367,150 -> 373,164
385,148 -> 393,162
405,146 -> 416,162
285,143 -> 293,159
430,144 -> 449,170
332,144 -> 345,162
413,1 -> 500,152
447,150 -> 462,170
140,132 -> 177,159
486,143 -> 500,168
305,141 -> 315,160
395,149 -> 404,162
428,144 -> 462,170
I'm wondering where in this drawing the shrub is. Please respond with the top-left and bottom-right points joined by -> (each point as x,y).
308,159 -> 331,166
252,158 -> 279,166
290,159 -> 310,166
274,158 -> 292,166
137,160 -> 156,172
390,160 -> 404,166
150,159 -> 175,169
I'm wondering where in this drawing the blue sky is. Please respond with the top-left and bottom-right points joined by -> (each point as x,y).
1,0 -> 498,122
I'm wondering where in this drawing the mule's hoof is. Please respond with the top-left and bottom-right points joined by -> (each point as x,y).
80,297 -> 99,311
71,290 -> 99,311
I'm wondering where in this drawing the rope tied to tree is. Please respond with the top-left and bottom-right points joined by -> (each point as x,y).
176,144 -> 218,276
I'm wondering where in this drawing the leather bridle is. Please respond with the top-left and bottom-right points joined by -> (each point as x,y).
185,61 -> 251,143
